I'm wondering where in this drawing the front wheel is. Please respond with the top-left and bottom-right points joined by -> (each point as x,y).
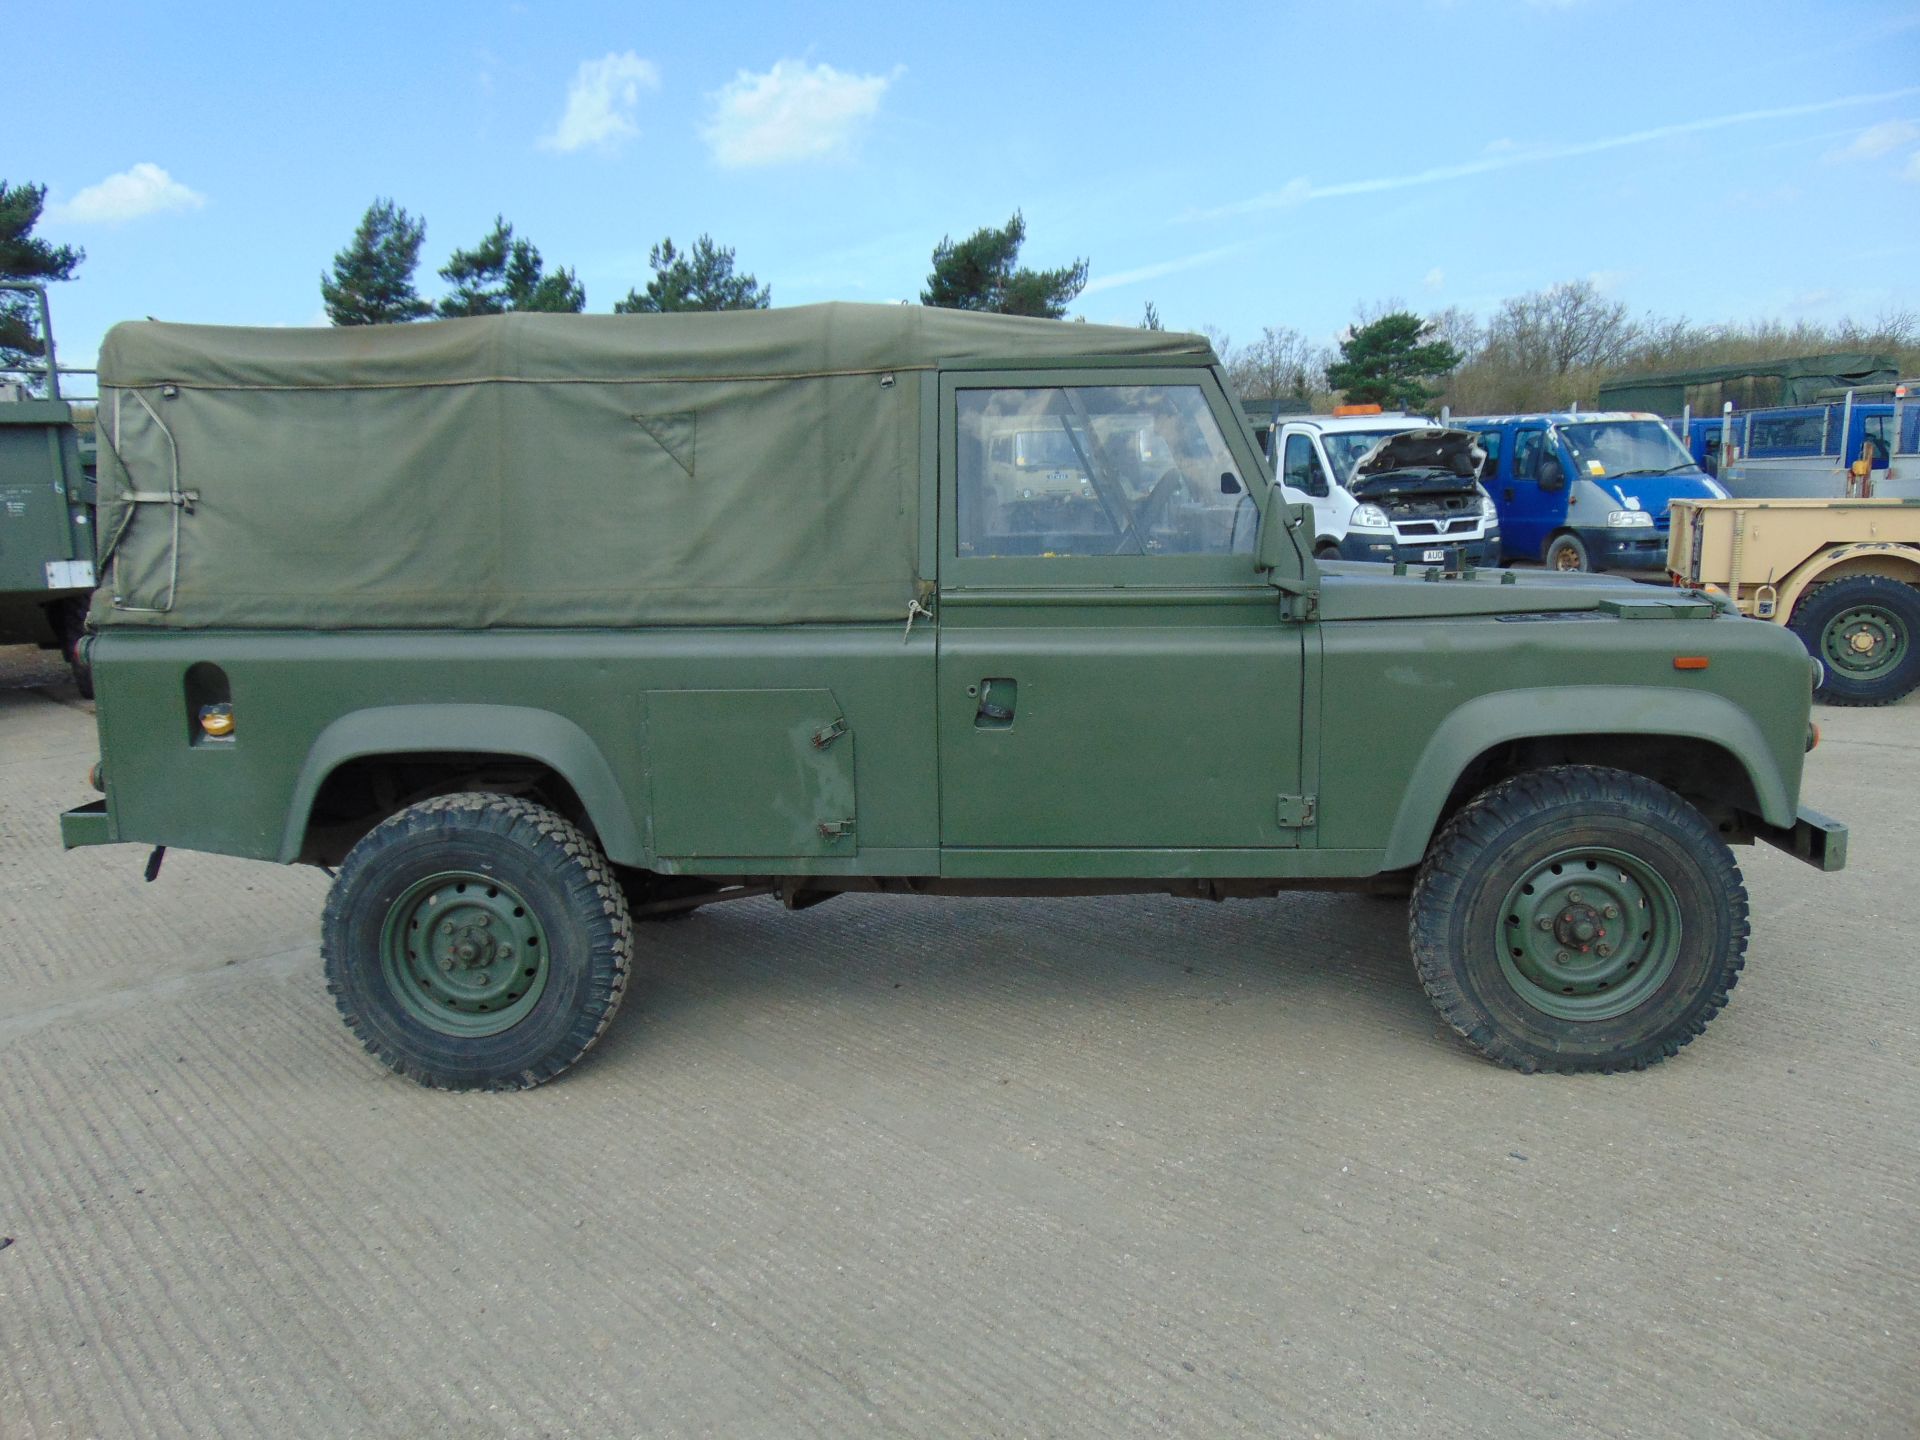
1787,575 -> 1920,707
322,793 -> 633,1090
1409,765 -> 1748,1073
1544,533 -> 1590,572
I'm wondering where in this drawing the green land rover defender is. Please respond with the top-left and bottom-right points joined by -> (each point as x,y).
59,305 -> 1844,1087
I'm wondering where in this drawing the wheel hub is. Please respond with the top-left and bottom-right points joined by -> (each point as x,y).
1498,848 -> 1681,1021
1824,604 -> 1905,679
380,871 -> 549,1036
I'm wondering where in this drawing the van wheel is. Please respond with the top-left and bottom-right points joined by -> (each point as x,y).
1409,765 -> 1747,1074
1315,540 -> 1341,560
1788,576 -> 1920,707
1544,533 -> 1590,572
322,792 -> 632,1090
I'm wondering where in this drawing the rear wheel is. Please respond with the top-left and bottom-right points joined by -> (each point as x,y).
1544,533 -> 1590,572
54,599 -> 92,699
1787,575 -> 1920,707
1409,765 -> 1747,1073
322,792 -> 632,1089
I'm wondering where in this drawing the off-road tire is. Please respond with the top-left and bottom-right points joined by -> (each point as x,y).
322,792 -> 632,1090
1409,765 -> 1748,1074
1787,575 -> 1920,707
1544,532 -> 1590,573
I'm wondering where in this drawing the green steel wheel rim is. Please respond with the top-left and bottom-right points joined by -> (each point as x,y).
1495,846 -> 1682,1023
1821,602 -> 1907,681
379,870 -> 551,1037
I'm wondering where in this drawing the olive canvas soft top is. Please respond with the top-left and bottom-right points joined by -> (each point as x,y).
92,303 -> 1210,630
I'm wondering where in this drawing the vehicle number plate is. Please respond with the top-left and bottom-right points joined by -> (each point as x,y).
1421,548 -> 1445,562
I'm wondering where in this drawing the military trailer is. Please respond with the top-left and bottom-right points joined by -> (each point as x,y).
60,305 -> 1843,1088
1,282 -> 97,694
1668,496 -> 1920,706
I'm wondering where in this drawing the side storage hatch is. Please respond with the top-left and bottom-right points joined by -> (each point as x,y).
644,689 -> 856,858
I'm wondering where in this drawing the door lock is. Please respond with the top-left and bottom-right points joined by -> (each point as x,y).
974,678 -> 1017,729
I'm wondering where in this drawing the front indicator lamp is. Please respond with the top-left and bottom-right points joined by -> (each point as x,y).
199,703 -> 235,738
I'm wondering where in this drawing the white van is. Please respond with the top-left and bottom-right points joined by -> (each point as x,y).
1266,410 -> 1501,565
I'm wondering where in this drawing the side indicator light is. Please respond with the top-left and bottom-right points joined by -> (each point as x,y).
199,704 -> 235,737
1806,722 -> 1821,754
1673,656 -> 1710,671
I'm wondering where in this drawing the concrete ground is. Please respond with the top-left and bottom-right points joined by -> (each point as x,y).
0,643 -> 1914,1440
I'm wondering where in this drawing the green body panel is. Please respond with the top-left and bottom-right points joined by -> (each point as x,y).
64,309 -> 1836,887
645,688 -> 857,857
0,399 -> 95,645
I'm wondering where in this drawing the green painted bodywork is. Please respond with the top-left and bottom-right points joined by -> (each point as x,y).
0,398 -> 95,647
64,320 -> 1838,888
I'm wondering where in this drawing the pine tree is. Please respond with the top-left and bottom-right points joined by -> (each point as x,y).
436,218 -> 585,317
1325,312 -> 1463,410
320,199 -> 431,326
921,211 -> 1086,318
613,235 -> 770,313
1,180 -> 84,379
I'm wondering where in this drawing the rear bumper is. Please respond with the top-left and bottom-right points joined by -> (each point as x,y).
60,800 -> 114,849
1750,805 -> 1847,872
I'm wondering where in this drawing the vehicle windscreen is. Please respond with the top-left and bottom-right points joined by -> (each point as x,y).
1559,421 -> 1698,478
1320,430 -> 1411,486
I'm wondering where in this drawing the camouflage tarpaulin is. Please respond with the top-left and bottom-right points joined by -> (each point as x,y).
91,303 -> 1210,629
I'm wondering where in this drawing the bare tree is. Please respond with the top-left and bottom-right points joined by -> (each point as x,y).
1484,279 -> 1639,375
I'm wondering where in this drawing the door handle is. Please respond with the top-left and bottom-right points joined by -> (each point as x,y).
973,678 -> 1017,729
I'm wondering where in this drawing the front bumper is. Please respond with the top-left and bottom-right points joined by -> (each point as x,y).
1338,532 -> 1499,567
1576,525 -> 1670,570
1749,805 -> 1847,872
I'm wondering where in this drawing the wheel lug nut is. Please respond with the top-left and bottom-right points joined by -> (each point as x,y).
439,958 -> 454,972
1597,944 -> 1613,958
441,922 -> 453,934
1603,905 -> 1618,919
475,971 -> 489,985
1555,950 -> 1569,963
499,945 -> 513,959
1538,918 -> 1553,931
1569,889 -> 1583,904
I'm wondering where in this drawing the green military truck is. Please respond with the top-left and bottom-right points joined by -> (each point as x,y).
1,283 -> 97,694
59,305 -> 1843,1088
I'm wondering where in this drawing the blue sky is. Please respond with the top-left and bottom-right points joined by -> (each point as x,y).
16,0 -> 1920,369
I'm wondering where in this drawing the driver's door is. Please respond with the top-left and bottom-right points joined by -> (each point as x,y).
1506,425 -> 1557,559
935,368 -> 1308,861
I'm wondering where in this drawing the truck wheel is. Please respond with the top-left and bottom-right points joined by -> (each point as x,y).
55,599 -> 93,699
1409,765 -> 1748,1074
1544,533 -> 1590,572
1787,576 -> 1920,707
322,792 -> 632,1090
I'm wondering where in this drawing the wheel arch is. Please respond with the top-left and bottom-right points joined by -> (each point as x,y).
282,704 -> 646,867
1380,686 -> 1794,870
1777,544 -> 1920,618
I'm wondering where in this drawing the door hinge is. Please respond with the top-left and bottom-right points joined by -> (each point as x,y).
817,818 -> 856,841
1276,794 -> 1317,828
811,718 -> 849,749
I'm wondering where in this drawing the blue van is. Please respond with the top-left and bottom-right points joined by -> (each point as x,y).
1460,411 -> 1726,572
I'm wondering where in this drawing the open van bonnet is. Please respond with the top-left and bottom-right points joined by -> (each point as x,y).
1346,428 -> 1486,500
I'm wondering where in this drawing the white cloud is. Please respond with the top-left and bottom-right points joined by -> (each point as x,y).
704,59 -> 896,168
541,51 -> 660,153
1825,118 -> 1920,162
51,163 -> 204,224
1422,266 -> 1445,290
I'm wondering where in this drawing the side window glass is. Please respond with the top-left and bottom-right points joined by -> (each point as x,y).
1281,434 -> 1313,493
1514,429 -> 1544,481
956,385 -> 1256,557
